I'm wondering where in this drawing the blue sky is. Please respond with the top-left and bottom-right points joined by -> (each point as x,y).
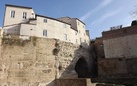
0,0 -> 137,39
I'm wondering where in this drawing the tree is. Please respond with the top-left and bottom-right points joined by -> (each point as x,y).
131,6 -> 137,19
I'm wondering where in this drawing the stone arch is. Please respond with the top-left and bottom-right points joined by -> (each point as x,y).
74,56 -> 89,78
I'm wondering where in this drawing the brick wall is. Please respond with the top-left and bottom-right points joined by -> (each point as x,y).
102,25 -> 137,40
91,37 -> 105,58
98,58 -> 137,76
98,58 -> 127,76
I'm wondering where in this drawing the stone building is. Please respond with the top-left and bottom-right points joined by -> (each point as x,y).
102,22 -> 137,58
90,37 -> 105,59
93,21 -> 137,85
3,4 -> 90,45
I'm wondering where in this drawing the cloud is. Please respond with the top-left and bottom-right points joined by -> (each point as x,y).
90,7 -> 124,26
90,21 -> 97,26
100,0 -> 113,7
80,11 -> 94,22
80,0 -> 113,21
99,8 -> 124,22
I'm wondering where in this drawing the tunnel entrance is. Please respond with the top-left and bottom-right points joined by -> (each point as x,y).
75,57 -> 89,78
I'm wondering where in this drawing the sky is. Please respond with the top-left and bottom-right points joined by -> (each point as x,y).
0,0 -> 137,39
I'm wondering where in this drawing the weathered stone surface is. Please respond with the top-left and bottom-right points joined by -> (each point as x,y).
103,34 -> 137,58
98,58 -> 127,76
98,58 -> 137,77
0,37 -> 91,86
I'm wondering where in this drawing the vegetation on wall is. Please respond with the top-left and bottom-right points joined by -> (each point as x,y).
2,37 -> 27,47
2,35 -> 37,47
31,36 -> 37,46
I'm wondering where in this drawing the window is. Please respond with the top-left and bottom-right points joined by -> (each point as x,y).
64,34 -> 67,40
76,39 -> 78,44
75,31 -> 77,35
22,12 -> 27,19
44,19 -> 47,23
10,11 -> 15,18
43,30 -> 47,36
80,38 -> 82,43
79,30 -> 80,33
63,23 -> 67,28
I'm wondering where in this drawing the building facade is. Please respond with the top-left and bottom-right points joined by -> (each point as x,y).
102,24 -> 137,58
3,4 -> 90,45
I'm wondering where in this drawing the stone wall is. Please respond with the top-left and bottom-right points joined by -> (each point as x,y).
98,58 -> 137,76
96,58 -> 137,85
0,37 -> 91,86
91,37 -> 104,59
56,78 -> 124,86
56,78 -> 91,86
126,58 -> 137,75
98,58 -> 127,76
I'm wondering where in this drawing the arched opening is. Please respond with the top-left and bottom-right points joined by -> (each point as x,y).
75,56 -> 89,78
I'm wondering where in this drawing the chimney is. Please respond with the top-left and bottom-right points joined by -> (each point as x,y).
131,20 -> 137,26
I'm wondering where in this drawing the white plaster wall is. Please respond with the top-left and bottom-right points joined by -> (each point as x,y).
58,18 -> 90,45
3,25 -> 20,34
3,6 -> 34,26
20,16 -> 90,45
35,16 -> 79,44
103,34 -> 137,58
3,6 -> 90,45
76,20 -> 90,45
29,20 -> 37,24
3,6 -> 35,34
20,24 -> 36,36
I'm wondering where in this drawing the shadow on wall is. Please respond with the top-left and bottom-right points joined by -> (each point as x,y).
90,38 -> 105,59
3,24 -> 21,35
75,56 -> 89,78
62,42 -> 96,78
47,80 -> 56,86
47,41 -> 97,86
